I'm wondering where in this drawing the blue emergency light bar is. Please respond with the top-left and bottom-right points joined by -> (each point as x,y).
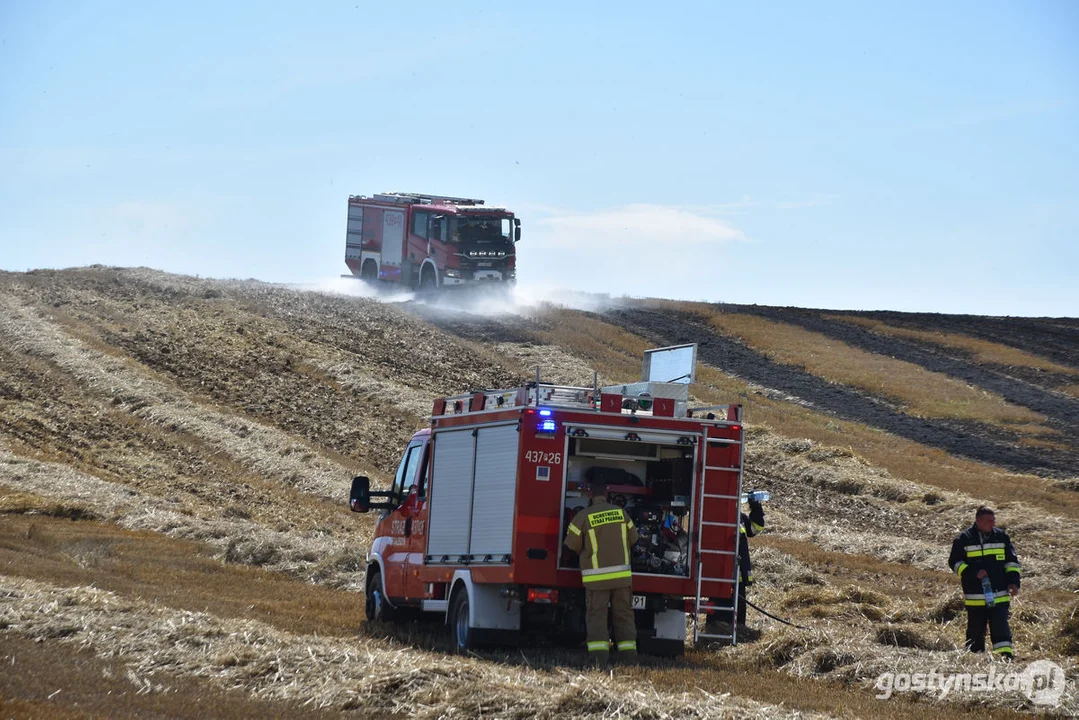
537,408 -> 556,434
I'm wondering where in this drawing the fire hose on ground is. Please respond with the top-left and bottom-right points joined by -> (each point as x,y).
746,597 -> 810,630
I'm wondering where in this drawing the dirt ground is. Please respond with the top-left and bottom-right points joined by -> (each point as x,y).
601,305 -> 1079,477
1,267 -> 1076,718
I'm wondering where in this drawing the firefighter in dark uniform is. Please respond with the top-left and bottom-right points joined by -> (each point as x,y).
707,494 -> 765,638
564,479 -> 639,665
948,506 -> 1021,658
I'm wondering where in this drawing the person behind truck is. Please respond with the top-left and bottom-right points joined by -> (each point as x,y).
706,493 -> 765,640
564,479 -> 639,666
948,506 -> 1021,658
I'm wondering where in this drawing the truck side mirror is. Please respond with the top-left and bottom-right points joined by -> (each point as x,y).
350,475 -> 371,513
349,475 -> 399,513
514,224 -> 521,242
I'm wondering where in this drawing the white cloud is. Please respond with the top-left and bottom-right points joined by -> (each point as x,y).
516,204 -> 749,302
679,195 -> 761,215
534,203 -> 747,249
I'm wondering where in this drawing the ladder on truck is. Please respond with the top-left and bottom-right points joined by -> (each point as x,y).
372,192 -> 484,206
692,418 -> 746,645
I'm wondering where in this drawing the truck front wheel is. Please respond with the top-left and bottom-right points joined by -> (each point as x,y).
450,589 -> 474,653
420,266 -> 437,291
365,569 -> 395,623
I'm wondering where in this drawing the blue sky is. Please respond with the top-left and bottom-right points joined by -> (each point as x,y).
2,1 -> 1077,316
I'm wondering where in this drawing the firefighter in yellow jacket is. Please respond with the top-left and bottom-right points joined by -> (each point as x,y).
564,479 -> 639,664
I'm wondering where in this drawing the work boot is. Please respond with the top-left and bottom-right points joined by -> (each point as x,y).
615,650 -> 638,666
588,651 -> 611,669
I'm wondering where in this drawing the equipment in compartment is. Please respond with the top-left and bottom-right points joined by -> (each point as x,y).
563,446 -> 695,578
628,502 -> 689,576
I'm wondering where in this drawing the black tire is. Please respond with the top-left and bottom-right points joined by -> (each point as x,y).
360,260 -> 377,282
449,589 -> 473,653
638,637 -> 685,657
365,569 -> 395,623
419,267 -> 437,291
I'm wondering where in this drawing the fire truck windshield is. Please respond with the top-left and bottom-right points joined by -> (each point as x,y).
449,217 -> 512,247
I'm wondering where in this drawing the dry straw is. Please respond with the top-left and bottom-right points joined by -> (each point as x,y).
0,576 -> 812,720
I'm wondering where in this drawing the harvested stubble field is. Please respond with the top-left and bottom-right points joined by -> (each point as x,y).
1,267 -> 1077,719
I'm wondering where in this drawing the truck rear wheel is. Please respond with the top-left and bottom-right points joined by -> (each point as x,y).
365,569 -> 395,623
360,260 -> 377,281
638,637 -> 685,657
450,589 -> 474,653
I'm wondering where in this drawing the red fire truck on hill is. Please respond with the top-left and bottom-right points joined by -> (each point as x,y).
349,345 -> 748,654
344,192 -> 521,289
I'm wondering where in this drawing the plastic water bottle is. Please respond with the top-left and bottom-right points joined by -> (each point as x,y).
980,576 -> 995,607
741,491 -> 771,504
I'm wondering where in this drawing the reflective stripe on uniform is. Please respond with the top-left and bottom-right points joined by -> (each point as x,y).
954,561 -> 968,576
992,641 -> 1013,655
567,523 -> 581,536
751,521 -> 764,533
965,543 -> 1005,551
588,529 -> 599,570
621,523 -> 629,565
581,568 -> 633,584
617,640 -> 637,652
587,640 -> 609,653
739,525 -> 746,535
964,591 -> 1011,599
582,564 -> 632,576
1005,562 -> 1021,572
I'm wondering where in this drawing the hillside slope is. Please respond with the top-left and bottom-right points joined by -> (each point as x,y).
1,267 -> 1076,718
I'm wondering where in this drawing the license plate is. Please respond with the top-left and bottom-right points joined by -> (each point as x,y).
632,595 -> 647,610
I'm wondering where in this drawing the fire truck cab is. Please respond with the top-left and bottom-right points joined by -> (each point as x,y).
344,192 -> 520,289
349,345 -> 748,654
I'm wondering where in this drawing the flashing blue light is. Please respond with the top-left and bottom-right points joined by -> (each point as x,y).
539,419 -> 557,433
538,409 -> 552,417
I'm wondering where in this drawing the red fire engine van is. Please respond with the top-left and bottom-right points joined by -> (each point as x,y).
349,345 -> 747,654
344,192 -> 521,289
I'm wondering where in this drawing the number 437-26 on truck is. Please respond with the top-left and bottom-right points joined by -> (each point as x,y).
349,344 -> 749,654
